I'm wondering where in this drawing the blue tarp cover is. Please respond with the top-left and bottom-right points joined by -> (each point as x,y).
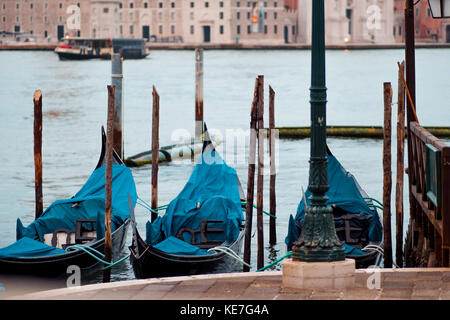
0,237 -> 66,258
146,149 -> 244,255
285,155 -> 382,256
0,164 -> 137,259
153,236 -> 212,256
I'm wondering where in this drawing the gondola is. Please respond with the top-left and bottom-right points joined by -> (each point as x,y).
0,127 -> 137,276
129,125 -> 246,279
285,146 -> 383,268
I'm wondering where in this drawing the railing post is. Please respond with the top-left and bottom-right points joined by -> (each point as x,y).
442,146 -> 450,267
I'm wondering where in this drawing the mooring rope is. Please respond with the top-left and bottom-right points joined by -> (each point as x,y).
361,244 -> 400,268
65,244 -> 130,271
241,201 -> 277,219
207,246 -> 252,268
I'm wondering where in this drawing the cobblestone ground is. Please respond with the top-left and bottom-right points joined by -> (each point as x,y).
11,268 -> 450,300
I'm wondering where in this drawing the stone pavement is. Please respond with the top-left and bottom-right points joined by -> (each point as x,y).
10,268 -> 450,300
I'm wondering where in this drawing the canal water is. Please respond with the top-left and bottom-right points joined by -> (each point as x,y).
0,49 -> 449,287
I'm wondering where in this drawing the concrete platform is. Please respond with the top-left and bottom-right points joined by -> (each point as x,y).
9,268 -> 450,300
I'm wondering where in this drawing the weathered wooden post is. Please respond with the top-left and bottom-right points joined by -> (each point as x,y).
151,86 -> 160,223
111,53 -> 123,159
195,48 -> 204,141
103,85 -> 115,283
256,75 -> 265,270
268,86 -> 277,245
33,90 -> 43,220
396,61 -> 405,268
243,78 -> 259,272
383,82 -> 393,268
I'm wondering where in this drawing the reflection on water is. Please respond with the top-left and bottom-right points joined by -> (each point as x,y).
0,49 -> 449,290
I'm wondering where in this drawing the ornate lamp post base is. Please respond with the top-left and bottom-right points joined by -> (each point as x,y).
292,205 -> 346,263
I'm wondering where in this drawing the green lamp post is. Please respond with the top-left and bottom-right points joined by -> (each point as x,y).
291,0 -> 345,263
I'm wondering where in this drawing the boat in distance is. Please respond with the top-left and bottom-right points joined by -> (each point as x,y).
54,37 -> 150,60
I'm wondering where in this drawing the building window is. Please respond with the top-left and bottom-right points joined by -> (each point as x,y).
130,25 -> 134,34
190,2 -> 194,8
159,25 -> 163,34
292,25 -> 295,35
16,3 -> 19,9
399,26 -> 402,36
393,26 -> 396,36
30,16 -> 33,22
159,2 -> 163,8
237,25 -> 240,34
274,12 -> 277,19
237,1 -> 240,7
144,2 -> 148,8
120,25 -> 123,34
30,3 -> 33,9
237,12 -> 240,19
190,25 -> 194,34
205,2 -> 209,8
2,3 -> 5,9
247,25 -> 251,34
59,3 -> 62,9
426,29 -> 431,35
220,1 -> 224,7
415,28 -> 419,35
159,12 -> 162,20
437,28 -> 440,35
264,12 -> 267,19
264,25 -> 267,34
77,3 -> 80,8
16,16 -> 19,22
119,3 -> 122,8
77,30 -> 80,37
2,16 -> 5,23
130,2 -> 134,8
274,2 -> 277,7
264,1 -> 267,7
104,8 -> 109,13
416,7 -> 419,16
44,16 -> 47,23
220,25 -> 224,34
44,30 -> 48,37
247,1 -> 250,7
171,25 -> 175,34
427,8 -> 431,17
274,25 -> 277,34
190,12 -> 194,20
220,12 -> 224,19
247,12 -> 250,19
171,12 -> 175,20
171,2 -> 175,8
44,3 -> 47,9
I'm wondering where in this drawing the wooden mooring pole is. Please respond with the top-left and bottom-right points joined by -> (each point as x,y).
111,53 -> 123,160
396,62 -> 405,268
268,86 -> 276,245
33,90 -> 43,220
151,86 -> 160,223
195,48 -> 204,141
243,78 -> 259,272
103,85 -> 115,283
256,75 -> 264,270
383,82 -> 393,268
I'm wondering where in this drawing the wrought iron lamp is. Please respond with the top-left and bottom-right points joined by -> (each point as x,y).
428,0 -> 450,18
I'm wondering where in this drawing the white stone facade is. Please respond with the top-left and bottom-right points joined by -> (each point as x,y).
297,0 -> 395,45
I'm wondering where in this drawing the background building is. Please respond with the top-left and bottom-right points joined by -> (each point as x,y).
0,0 -> 297,44
298,0 -> 395,45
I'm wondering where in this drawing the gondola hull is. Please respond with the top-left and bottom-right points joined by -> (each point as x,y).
130,226 -> 245,279
0,219 -> 130,277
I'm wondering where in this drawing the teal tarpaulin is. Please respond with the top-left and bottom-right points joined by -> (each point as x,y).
285,155 -> 382,257
0,164 -> 137,259
146,149 -> 244,255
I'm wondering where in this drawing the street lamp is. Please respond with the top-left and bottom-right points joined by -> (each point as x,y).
291,0 -> 345,263
428,0 -> 450,18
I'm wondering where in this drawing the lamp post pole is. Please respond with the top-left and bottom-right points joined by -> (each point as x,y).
291,0 -> 345,263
